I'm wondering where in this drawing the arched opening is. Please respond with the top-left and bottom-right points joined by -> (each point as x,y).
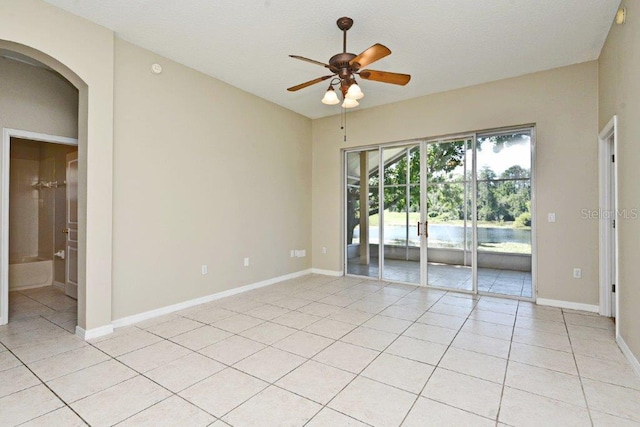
0,40 -> 97,335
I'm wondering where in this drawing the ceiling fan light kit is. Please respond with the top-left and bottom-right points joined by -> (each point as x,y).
346,82 -> 364,100
288,16 -> 411,110
321,85 -> 340,105
342,98 -> 360,109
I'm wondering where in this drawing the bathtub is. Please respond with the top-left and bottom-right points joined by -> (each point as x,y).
9,256 -> 53,290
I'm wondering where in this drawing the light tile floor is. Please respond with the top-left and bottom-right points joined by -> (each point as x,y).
348,258 -> 533,297
1,275 -> 639,426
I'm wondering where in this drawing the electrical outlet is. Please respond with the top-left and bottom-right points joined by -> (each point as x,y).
201,265 -> 208,275
322,247 -> 327,254
573,268 -> 581,279
244,257 -> 250,267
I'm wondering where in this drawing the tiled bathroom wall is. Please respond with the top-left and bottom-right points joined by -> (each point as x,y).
9,139 -> 41,260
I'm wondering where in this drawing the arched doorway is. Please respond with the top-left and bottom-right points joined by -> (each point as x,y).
0,35 -> 114,338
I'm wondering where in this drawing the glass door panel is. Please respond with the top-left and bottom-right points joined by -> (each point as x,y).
426,139 -> 474,291
476,131 -> 532,297
381,145 -> 420,284
346,150 -> 380,278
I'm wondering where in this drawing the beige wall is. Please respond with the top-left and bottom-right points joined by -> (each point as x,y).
111,39 -> 312,319
1,0 -> 114,330
312,61 -> 600,305
0,57 -> 78,137
599,1 -> 640,359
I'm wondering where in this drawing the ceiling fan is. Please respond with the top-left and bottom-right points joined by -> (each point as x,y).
287,17 -> 411,108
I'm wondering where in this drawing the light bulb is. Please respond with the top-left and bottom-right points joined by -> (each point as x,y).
321,87 -> 340,105
342,98 -> 359,108
346,83 -> 364,100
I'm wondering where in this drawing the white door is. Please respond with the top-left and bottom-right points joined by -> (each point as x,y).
65,152 -> 78,299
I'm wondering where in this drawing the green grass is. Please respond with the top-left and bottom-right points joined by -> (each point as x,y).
368,211 -> 418,226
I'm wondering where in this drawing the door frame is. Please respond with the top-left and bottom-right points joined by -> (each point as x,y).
379,142 -> 423,286
0,128 -> 78,325
422,134 -> 477,293
342,125 -> 536,302
475,127 -> 537,303
598,115 -> 618,321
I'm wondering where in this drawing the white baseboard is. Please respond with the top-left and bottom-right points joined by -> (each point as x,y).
311,268 -> 343,277
9,283 -> 52,291
536,298 -> 599,313
112,269 -> 313,329
53,281 -> 65,291
617,334 -> 640,379
76,324 -> 113,340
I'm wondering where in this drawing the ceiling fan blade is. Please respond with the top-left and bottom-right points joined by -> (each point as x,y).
359,70 -> 411,86
287,75 -> 334,92
289,55 -> 330,68
349,44 -> 391,69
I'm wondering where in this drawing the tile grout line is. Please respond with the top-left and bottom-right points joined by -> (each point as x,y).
84,328 -> 230,424
493,298 -> 520,426
562,307 -> 595,426
259,281 -> 450,425
397,292 -> 500,426
181,276 -> 379,425
219,279 -> 410,425
313,292 -> 444,426
499,308 -> 633,419
1,319 -> 92,426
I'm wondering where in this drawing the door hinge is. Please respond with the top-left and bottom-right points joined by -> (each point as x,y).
612,219 -> 616,229
612,154 -> 615,162
612,284 -> 616,293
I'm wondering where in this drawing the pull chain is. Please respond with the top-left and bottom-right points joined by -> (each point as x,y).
340,107 -> 347,142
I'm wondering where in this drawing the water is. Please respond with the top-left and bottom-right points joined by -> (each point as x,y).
354,224 -> 531,247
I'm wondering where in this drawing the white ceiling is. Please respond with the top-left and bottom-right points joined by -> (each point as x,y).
43,0 -> 620,119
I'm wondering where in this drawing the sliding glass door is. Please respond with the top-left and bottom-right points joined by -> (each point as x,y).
380,145 -> 421,284
344,127 -> 534,299
425,138 -> 474,292
345,150 -> 380,278
476,131 -> 533,298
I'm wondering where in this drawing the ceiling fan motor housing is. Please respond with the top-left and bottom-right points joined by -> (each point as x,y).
329,52 -> 357,78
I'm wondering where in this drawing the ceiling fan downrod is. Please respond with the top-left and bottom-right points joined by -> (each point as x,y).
336,17 -> 353,53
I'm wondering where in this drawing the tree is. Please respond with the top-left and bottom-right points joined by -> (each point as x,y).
498,165 -> 530,220
346,141 -> 467,244
477,167 -> 499,221
347,134 -> 532,246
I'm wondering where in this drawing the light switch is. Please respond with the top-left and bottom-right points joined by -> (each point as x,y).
548,213 -> 556,223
